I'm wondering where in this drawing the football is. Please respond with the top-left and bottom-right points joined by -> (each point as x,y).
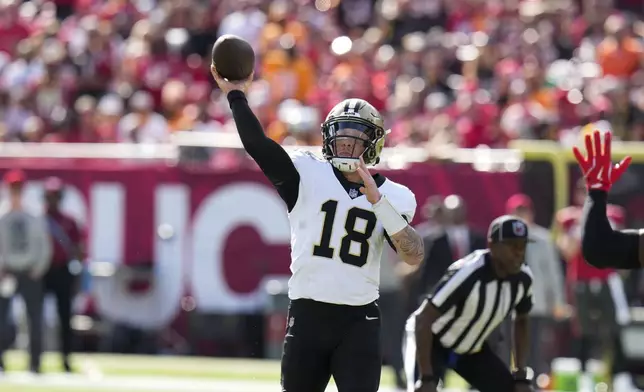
211,34 -> 255,81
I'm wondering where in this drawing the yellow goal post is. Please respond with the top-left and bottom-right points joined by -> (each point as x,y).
509,139 -> 644,229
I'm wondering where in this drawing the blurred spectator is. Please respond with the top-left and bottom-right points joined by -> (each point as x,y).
42,177 -> 83,373
414,195 -> 446,238
0,169 -> 52,374
95,94 -> 123,142
443,194 -> 486,262
118,90 -> 169,143
0,0 -> 635,163
0,1 -> 30,57
218,1 -> 267,50
506,193 -> 568,377
400,195 -> 445,318
596,15 -> 643,79
415,194 -> 486,310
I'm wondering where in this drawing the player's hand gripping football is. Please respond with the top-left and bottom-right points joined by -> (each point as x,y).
210,65 -> 254,96
572,130 -> 631,192
356,156 -> 382,204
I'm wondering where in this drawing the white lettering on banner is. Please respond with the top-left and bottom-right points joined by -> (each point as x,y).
191,183 -> 290,313
93,185 -> 188,329
91,184 -> 125,264
16,179 -> 292,325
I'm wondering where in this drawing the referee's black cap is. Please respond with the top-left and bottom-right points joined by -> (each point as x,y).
488,215 -> 532,243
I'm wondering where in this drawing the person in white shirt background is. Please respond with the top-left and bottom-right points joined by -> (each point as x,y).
0,169 -> 52,374
118,90 -> 169,144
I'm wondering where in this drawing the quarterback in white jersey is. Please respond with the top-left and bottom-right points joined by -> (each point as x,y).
287,148 -> 418,305
212,67 -> 423,392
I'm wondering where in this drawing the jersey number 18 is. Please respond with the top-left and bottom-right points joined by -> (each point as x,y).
313,200 -> 377,267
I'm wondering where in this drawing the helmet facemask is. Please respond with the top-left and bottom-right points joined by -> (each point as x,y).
322,119 -> 385,172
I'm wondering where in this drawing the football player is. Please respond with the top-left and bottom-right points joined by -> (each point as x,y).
573,130 -> 642,270
211,67 -> 424,392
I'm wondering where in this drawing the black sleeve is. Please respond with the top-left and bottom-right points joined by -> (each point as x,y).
515,278 -> 533,315
227,91 -> 300,211
581,190 -> 641,269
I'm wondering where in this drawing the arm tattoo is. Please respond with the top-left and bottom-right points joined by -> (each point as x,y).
390,225 -> 424,264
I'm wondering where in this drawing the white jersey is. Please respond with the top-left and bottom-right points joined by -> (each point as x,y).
287,150 -> 417,305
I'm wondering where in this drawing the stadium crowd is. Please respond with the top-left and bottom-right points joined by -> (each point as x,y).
0,0 -> 639,156
0,0 -> 643,389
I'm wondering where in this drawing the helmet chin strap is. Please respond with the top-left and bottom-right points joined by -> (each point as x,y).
331,157 -> 360,172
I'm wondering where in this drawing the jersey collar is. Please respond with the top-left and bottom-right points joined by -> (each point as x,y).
332,166 -> 386,199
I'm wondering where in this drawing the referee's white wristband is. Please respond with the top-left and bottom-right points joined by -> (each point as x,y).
372,196 -> 408,235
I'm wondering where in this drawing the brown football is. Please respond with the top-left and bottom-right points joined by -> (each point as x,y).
211,34 -> 255,81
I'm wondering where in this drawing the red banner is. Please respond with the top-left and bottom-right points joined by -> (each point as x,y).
0,159 -> 519,325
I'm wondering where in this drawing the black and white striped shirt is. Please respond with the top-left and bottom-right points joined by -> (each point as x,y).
427,249 -> 533,355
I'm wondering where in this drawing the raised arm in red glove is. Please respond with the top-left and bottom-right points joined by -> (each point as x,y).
574,130 -> 641,269
572,131 -> 631,191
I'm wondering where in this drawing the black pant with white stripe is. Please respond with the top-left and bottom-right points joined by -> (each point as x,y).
404,329 -> 515,392
281,299 -> 381,392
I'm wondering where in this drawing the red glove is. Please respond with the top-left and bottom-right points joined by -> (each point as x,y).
572,130 -> 632,192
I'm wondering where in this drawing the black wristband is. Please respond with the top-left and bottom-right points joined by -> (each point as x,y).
226,90 -> 247,105
588,189 -> 608,202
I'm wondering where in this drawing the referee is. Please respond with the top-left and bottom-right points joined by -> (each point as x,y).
404,215 -> 533,392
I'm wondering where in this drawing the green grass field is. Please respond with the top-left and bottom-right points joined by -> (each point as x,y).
0,350 -> 472,392
0,388 -> 161,392
4,350 -> 287,380
3,350 -> 336,381
0,351 -> 616,392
